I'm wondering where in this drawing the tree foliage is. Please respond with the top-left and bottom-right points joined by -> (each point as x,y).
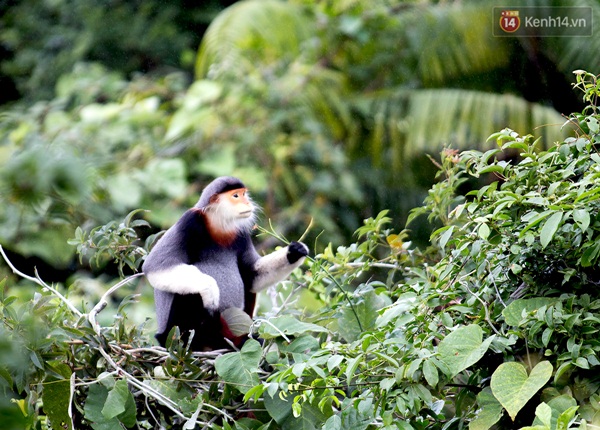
0,0 -> 229,102
192,0 -> 595,239
2,1 -> 600,427
1,71 -> 600,429
2,0 -> 598,268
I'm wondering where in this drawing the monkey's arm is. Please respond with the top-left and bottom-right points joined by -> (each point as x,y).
145,265 -> 220,310
250,241 -> 309,293
143,210 -> 220,311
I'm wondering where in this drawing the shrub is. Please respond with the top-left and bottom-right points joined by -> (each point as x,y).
1,71 -> 600,429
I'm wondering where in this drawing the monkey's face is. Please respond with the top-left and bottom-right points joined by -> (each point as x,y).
222,188 -> 254,219
205,187 -> 257,236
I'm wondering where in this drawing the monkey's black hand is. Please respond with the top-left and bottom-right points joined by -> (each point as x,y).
287,241 -> 309,264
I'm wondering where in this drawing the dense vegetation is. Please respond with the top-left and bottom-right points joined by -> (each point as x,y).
1,71 -> 599,429
2,0 -> 599,273
2,0 -> 600,429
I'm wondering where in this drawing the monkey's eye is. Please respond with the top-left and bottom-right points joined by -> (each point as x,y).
232,193 -> 239,198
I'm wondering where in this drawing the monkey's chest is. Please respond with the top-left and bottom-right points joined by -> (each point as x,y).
194,249 -> 245,310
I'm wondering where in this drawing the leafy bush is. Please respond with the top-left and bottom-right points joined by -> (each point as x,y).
0,0 -> 214,101
0,65 -> 198,269
2,71 -> 600,429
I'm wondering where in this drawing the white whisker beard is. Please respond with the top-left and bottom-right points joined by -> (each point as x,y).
203,198 -> 257,235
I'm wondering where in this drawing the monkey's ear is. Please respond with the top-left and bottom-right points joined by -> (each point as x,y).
209,193 -> 220,204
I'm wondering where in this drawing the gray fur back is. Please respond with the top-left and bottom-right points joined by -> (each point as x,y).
154,289 -> 175,334
142,224 -> 186,273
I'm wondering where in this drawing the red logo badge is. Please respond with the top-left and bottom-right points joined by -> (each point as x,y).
499,10 -> 520,33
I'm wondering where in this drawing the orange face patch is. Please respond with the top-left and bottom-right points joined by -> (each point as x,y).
224,188 -> 250,205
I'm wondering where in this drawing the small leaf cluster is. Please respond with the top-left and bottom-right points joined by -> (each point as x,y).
68,209 -> 154,277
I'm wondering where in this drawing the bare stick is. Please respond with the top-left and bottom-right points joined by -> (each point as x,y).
1,244 -> 233,425
329,262 -> 400,271
0,244 -> 83,318
88,273 -> 144,330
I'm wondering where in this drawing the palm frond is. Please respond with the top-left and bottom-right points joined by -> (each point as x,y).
195,0 -> 314,78
398,2 -> 512,85
351,89 -> 570,172
545,0 -> 600,76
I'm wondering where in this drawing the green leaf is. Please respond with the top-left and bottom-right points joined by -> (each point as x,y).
345,354 -> 363,383
534,402 -> 552,428
478,223 -> 490,241
540,211 -> 563,248
101,380 -> 136,427
220,307 -> 253,337
146,379 -> 200,415
438,324 -> 494,377
376,292 -> 417,327
84,384 -> 120,430
42,365 -> 72,430
436,225 -> 454,249
573,209 -> 590,232
580,242 -> 600,267
215,339 -> 262,394
502,298 -> 557,326
259,316 -> 328,340
556,406 -> 578,430
478,165 -> 505,174
469,387 -> 503,430
422,359 -> 439,387
264,392 -> 292,425
29,350 -> 44,370
324,415 -> 342,430
519,210 -> 553,238
490,361 -> 553,421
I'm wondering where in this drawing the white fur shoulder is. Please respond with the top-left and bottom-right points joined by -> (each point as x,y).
145,264 -> 220,311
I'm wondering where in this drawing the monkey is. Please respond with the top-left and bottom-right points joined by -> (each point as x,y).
142,176 -> 309,351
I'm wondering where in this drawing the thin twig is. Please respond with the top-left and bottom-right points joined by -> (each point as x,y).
68,373 -> 76,430
329,262 -> 400,271
88,272 -> 144,330
459,275 -> 501,336
0,244 -> 83,318
117,346 -> 170,357
1,246 -> 232,426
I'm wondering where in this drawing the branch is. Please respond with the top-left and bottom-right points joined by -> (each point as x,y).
329,262 -> 401,271
86,274 -> 234,425
88,273 -> 144,330
0,244 -> 83,318
0,244 -> 231,426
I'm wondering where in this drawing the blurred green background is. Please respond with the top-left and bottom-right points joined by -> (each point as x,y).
0,0 -> 597,310
0,1 -> 597,425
